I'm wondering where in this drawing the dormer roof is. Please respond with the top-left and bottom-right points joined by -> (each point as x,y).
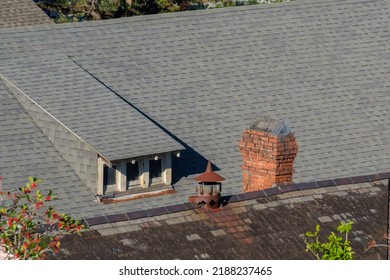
0,56 -> 184,162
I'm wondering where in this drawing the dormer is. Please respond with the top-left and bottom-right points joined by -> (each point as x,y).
0,59 -> 184,198
98,151 -> 181,195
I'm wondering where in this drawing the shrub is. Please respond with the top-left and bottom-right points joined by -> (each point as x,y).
304,221 -> 355,260
0,177 -> 86,260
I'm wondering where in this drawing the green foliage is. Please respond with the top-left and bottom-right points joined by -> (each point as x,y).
304,221 -> 355,260
0,177 -> 87,260
98,0 -> 120,16
215,0 -> 235,8
156,0 -> 180,12
246,0 -> 259,5
37,0 -> 290,22
54,14 -> 79,23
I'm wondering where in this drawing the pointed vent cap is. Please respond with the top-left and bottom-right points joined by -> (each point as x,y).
194,160 -> 225,182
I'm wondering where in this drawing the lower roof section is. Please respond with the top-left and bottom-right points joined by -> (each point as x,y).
83,172 -> 390,226
52,181 -> 388,260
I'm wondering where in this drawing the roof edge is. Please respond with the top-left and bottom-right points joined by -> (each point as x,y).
83,172 -> 390,226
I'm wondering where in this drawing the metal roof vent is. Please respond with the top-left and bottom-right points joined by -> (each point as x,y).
188,160 -> 225,208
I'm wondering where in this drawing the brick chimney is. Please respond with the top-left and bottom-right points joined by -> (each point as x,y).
239,117 -> 298,192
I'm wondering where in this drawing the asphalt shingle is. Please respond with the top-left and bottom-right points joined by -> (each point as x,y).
0,0 -> 390,218
0,0 -> 52,28
0,57 -> 183,161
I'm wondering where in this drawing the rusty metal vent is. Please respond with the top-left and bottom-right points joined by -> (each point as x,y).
189,160 -> 224,208
194,160 -> 225,182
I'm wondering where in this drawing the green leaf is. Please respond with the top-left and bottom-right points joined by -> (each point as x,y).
303,221 -> 355,260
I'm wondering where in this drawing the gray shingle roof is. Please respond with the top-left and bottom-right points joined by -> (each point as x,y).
0,0 -> 52,28
1,0 -> 390,218
0,79 -> 95,215
0,78 -> 184,218
0,56 -> 183,161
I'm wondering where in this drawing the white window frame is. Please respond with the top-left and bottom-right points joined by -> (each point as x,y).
97,153 -> 173,195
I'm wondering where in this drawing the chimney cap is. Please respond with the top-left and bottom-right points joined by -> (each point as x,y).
249,117 -> 291,136
194,159 -> 225,182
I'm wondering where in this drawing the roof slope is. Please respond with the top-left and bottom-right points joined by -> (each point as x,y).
65,0 -> 390,184
54,182 -> 388,260
0,56 -> 183,161
0,78 -> 181,218
0,79 -> 96,215
0,0 -> 52,28
1,0 -> 390,218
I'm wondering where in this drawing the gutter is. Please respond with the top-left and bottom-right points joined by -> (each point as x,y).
83,172 -> 390,227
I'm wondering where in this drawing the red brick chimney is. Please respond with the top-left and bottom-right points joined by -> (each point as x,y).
239,117 -> 298,192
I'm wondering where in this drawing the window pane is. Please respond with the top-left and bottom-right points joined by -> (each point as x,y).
149,159 -> 162,179
103,165 -> 116,187
126,162 -> 139,184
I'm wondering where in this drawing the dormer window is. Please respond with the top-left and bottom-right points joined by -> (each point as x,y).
97,152 -> 174,195
103,164 -> 117,193
126,161 -> 140,188
149,158 -> 162,185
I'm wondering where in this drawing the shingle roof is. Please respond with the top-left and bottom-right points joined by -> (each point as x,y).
53,182 -> 389,260
0,56 -> 183,161
0,79 -> 96,215
1,0 -> 390,219
0,0 -> 52,28
0,77 -> 186,218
